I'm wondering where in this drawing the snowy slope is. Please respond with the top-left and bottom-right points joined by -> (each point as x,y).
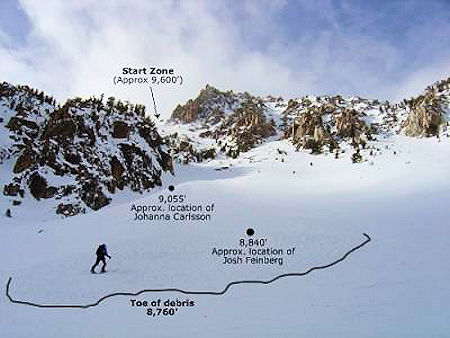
1,77 -> 450,337
1,134 -> 449,337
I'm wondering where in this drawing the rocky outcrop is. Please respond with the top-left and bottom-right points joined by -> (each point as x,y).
168,77 -> 449,163
403,105 -> 443,137
0,82 -> 173,215
170,86 -> 277,158
335,109 -> 371,140
219,101 -> 276,157
291,109 -> 332,154
56,203 -> 84,217
172,99 -> 199,123
80,180 -> 111,210
166,133 -> 216,164
288,103 -> 373,154
172,85 -> 237,124
402,79 -> 449,137
28,172 -> 56,199
43,106 -> 76,139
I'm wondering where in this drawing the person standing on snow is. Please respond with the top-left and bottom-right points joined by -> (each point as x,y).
90,244 -> 111,273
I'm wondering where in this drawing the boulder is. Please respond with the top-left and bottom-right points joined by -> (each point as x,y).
56,203 -> 83,217
28,172 -> 48,199
3,183 -> 21,196
13,150 -> 36,173
112,121 -> 130,138
403,104 -> 444,137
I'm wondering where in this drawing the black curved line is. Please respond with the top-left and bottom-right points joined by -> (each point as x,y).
6,233 -> 371,309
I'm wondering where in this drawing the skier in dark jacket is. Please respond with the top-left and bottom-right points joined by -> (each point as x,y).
90,244 -> 111,273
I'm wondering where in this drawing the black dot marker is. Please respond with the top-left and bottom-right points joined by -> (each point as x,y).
246,228 -> 255,236
168,185 -> 175,191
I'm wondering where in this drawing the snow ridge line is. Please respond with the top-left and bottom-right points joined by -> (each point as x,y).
5,233 -> 371,309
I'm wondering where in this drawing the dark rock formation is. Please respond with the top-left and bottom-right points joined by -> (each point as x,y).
0,82 -> 173,215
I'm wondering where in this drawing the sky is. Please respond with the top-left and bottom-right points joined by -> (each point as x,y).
0,0 -> 449,117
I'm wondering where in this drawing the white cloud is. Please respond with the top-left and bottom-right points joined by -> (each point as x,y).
0,0 -> 448,118
0,0 -> 297,117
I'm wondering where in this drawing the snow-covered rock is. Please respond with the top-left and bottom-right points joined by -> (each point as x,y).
168,77 -> 450,164
0,82 -> 172,216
